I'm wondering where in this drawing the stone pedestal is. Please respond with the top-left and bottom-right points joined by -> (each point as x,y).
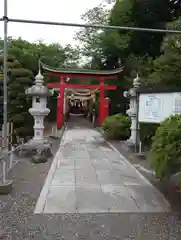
20,138 -> 53,163
0,180 -> 13,194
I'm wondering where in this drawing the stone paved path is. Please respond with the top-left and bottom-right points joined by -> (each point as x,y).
35,117 -> 170,214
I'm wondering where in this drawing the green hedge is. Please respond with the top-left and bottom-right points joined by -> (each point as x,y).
102,113 -> 131,140
139,123 -> 159,149
150,114 -> 181,179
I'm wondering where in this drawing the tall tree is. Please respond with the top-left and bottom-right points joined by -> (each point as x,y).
75,0 -> 181,114
101,0 -> 134,114
75,2 -> 111,68
0,38 -> 80,76
75,0 -> 134,114
129,0 -> 170,58
168,0 -> 181,20
147,17 -> 181,89
102,0 -> 134,68
0,55 -> 34,139
0,38 -> 81,127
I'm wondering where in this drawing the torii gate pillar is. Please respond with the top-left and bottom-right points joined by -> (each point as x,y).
98,78 -> 105,125
102,97 -> 110,124
57,77 -> 65,128
98,78 -> 110,125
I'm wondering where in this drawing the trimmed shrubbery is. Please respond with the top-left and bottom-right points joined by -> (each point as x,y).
150,114 -> 181,180
102,113 -> 131,140
139,123 -> 159,149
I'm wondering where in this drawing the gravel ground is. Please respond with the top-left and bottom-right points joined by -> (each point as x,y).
0,123 -> 181,239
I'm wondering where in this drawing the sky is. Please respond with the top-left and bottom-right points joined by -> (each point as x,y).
0,0 -> 103,46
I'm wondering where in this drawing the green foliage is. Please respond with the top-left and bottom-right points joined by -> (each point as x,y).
129,0 -> 169,58
8,65 -> 33,137
75,0 -> 181,150
75,2 -> 110,60
150,114 -> 181,179
147,52 -> 181,88
0,37 -> 82,129
76,0 -> 180,116
102,113 -> 130,140
101,0 -> 134,61
47,93 -> 58,122
5,56 -> 34,138
147,17 -> 181,90
0,38 -> 80,74
0,0 -> 180,140
139,123 -> 159,148
124,55 -> 153,87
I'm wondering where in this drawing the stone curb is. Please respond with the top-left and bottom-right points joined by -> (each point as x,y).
96,127 -> 104,135
96,127 -> 157,186
49,123 -> 67,140
34,123 -> 67,213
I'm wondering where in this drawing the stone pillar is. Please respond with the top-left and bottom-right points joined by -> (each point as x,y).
123,74 -> 140,147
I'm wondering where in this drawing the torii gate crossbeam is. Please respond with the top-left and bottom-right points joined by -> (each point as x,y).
48,83 -> 117,90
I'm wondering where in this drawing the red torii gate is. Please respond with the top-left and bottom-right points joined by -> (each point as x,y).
41,62 -> 123,128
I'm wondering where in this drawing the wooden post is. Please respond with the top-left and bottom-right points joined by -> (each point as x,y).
10,122 -> 13,145
1,124 -> 4,149
7,122 -> 9,149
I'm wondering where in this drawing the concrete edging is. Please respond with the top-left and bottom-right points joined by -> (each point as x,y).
34,124 -> 67,213
106,140 -> 171,209
106,141 -> 153,187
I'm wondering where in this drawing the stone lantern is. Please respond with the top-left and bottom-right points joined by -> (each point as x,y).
26,69 -> 52,142
123,74 -> 141,147
21,67 -> 53,163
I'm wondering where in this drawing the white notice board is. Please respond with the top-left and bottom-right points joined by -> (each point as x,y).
138,92 -> 181,123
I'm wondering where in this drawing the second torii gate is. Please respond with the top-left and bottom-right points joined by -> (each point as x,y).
48,81 -> 116,127
41,62 -> 123,128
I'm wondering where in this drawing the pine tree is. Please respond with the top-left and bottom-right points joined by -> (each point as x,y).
0,55 -> 34,140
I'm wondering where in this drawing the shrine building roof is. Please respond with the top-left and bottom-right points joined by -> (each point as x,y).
40,61 -> 123,78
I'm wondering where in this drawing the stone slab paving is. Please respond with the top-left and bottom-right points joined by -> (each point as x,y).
35,121 -> 170,214
1,120 -> 181,239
